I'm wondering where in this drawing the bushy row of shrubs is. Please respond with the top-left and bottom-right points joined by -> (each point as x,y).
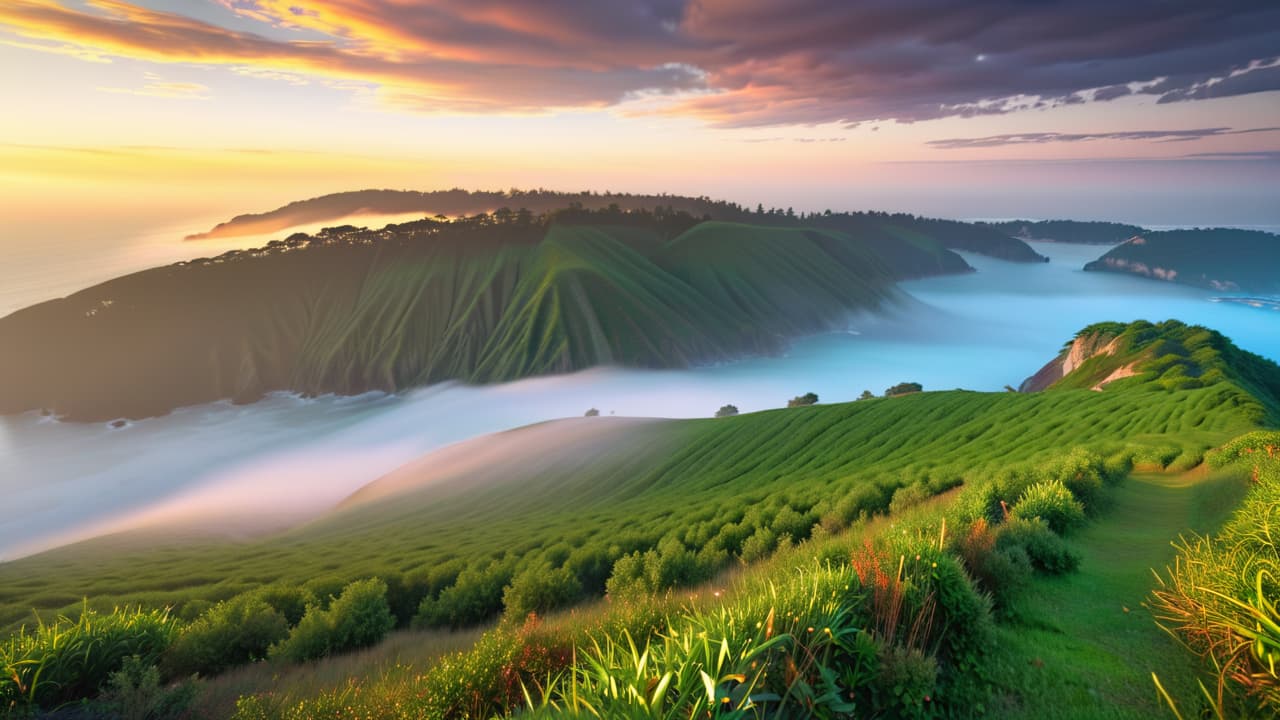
1,579 -> 399,713
1151,433 -> 1280,718
234,527 -> 998,720
947,447 -> 1119,612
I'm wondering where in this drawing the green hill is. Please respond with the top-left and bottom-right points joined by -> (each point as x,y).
1083,228 -> 1280,293
0,208 -> 1004,422
1021,320 -> 1280,417
2,319 -> 1273,635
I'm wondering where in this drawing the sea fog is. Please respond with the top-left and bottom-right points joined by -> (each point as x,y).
0,241 -> 1277,560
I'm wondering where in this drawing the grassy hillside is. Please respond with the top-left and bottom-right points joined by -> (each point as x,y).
0,207 -> 1021,422
3,320 -> 1277,718
1024,320 -> 1280,421
1083,228 -> 1280,293
2,321 -> 1274,636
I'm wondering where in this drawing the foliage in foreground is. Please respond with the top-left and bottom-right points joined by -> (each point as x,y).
0,606 -> 177,711
1151,432 -> 1280,718
226,441 -> 1121,720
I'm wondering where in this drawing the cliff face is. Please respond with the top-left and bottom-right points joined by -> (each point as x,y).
1019,328 -> 1124,392
1082,229 -> 1280,293
1020,320 -> 1280,422
0,214 -> 968,422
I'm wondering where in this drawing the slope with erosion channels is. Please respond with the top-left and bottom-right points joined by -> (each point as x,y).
2,320 -> 1276,634
0,211 -> 1008,421
1083,228 -> 1280,293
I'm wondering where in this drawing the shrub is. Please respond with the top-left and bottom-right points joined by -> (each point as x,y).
271,579 -> 394,663
584,407 -> 600,417
103,655 -> 198,720
381,572 -> 432,628
714,404 -> 739,417
251,584 -> 313,626
1038,448 -> 1107,513
885,382 -> 923,397
605,538 -> 714,597
786,392 -> 818,407
503,563 -> 582,618
1,606 -> 177,709
164,595 -> 289,677
302,576 -> 346,609
889,482 -> 932,515
1012,480 -> 1085,534
954,518 -> 1032,612
873,644 -> 938,719
996,517 -> 1080,575
415,560 -> 514,628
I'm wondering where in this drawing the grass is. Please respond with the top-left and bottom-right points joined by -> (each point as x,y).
0,378 -> 1255,634
1149,436 -> 1280,717
192,626 -> 486,719
1,319 -> 1277,716
985,468 -> 1250,719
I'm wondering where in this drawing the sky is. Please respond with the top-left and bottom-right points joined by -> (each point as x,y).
1,0 -> 1279,232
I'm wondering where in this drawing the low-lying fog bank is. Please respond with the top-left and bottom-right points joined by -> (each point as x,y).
1,241 -> 1276,560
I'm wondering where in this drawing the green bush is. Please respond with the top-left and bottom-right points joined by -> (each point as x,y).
953,519 -> 1032,612
503,563 -> 582,618
714,404 -> 739,418
414,561 -> 514,628
996,517 -> 1080,575
1012,480 -> 1086,534
873,644 -> 938,719
271,579 -> 394,663
1,606 -> 177,709
103,655 -> 198,720
301,576 -> 347,610
605,537 -> 715,597
164,595 -> 289,677
1038,448 -> 1106,513
252,584 -> 313,626
786,391 -> 818,407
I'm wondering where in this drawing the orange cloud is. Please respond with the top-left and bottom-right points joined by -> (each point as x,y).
2,0 -> 1277,127
0,0 -> 703,113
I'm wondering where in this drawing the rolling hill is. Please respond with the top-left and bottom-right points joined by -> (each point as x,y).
1,319 -> 1274,634
0,207 -> 1021,422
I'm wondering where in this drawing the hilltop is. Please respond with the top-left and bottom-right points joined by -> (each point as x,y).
1020,319 -> 1280,416
0,206 -> 1042,422
187,188 -> 1047,262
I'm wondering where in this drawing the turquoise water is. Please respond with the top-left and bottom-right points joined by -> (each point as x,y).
0,240 -> 1275,559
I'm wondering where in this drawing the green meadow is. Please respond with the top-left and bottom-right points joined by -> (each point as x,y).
3,318 -> 1280,718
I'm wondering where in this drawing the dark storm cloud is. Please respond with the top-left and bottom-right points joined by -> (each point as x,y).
2,0 -> 1278,124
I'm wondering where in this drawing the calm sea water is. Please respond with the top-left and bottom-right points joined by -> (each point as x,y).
0,241 -> 1276,559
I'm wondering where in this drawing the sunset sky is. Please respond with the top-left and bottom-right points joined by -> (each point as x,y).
2,0 -> 1279,230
